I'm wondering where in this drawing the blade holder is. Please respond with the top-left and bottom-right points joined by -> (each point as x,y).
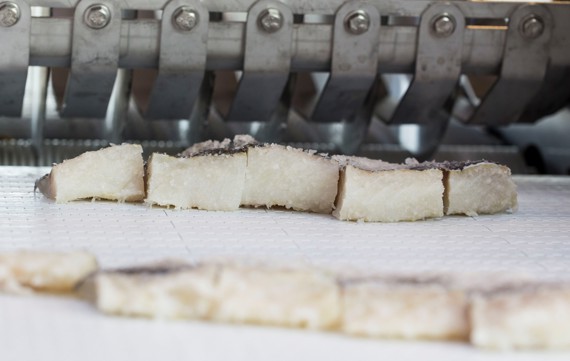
389,3 -> 465,125
467,4 -> 552,125
227,0 -> 294,122
61,0 -> 121,118
0,0 -> 30,117
311,0 -> 380,123
145,0 -> 210,120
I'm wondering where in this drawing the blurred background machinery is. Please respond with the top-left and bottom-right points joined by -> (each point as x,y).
1,0 -> 569,174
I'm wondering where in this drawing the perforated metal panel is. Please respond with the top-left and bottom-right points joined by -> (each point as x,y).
0,166 -> 569,360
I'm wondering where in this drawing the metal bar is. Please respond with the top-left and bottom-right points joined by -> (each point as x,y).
24,4 -> 570,75
24,0 -> 434,13
29,66 -> 49,165
22,0 -> 570,22
104,68 -> 131,143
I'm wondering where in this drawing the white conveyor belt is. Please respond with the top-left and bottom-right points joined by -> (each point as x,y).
1,166 -> 569,361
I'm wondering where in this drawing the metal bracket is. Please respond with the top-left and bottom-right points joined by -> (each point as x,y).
145,0 -> 209,120
467,4 -> 552,125
0,0 -> 30,117
61,0 -> 121,118
390,3 -> 465,125
226,0 -> 294,122
311,0 -> 380,123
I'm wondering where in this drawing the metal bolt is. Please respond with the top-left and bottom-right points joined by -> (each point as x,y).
521,15 -> 544,39
345,11 -> 370,35
173,6 -> 199,31
432,14 -> 455,37
0,2 -> 20,27
258,8 -> 283,33
84,4 -> 111,29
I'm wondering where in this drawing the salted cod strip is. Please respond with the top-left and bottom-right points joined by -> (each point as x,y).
93,261 -> 341,329
0,251 -> 98,293
340,275 -> 469,340
35,143 -> 145,203
145,149 -> 247,211
95,263 -> 219,319
333,157 -> 444,222
470,284 -> 570,350
440,161 -> 518,216
212,263 -> 341,329
241,144 -> 339,214
90,259 -> 570,350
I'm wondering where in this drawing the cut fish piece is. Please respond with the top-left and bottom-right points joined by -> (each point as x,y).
341,275 -> 469,340
441,161 -> 518,216
35,143 -> 145,203
0,251 -> 98,293
242,144 -> 339,214
470,284 -> 570,350
333,160 -> 444,222
83,257 -> 570,350
146,149 -> 247,211
212,263 -> 341,329
95,262 -> 219,320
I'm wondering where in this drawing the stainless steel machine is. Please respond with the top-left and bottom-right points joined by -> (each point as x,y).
0,0 -> 569,173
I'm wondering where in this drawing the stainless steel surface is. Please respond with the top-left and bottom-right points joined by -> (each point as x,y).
520,14 -> 544,40
467,4 -> 553,126
145,0 -> 208,120
0,0 -> 29,117
227,0 -> 293,122
172,6 -> 198,31
345,10 -> 369,35
382,3 -> 466,158
104,68 -> 130,143
389,3 -> 464,125
0,1 -> 20,27
17,2 -> 569,71
432,13 -> 454,38
258,8 -> 283,33
61,0 -> 121,118
83,4 -> 111,29
21,15 -> 521,75
311,1 -> 380,123
0,0 -> 569,171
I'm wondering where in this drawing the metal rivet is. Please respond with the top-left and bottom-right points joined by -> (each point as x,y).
0,2 -> 20,27
521,15 -> 544,39
173,6 -> 199,31
84,4 -> 111,29
258,8 -> 283,33
345,10 -> 370,35
432,14 -> 455,37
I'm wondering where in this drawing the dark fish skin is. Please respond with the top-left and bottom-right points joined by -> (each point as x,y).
179,146 -> 248,158
178,136 -> 257,158
414,160 -> 490,171
113,265 -> 188,275
340,275 -> 454,288
34,173 -> 54,199
107,262 -> 198,276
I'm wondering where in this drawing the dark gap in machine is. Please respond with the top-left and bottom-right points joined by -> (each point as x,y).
465,17 -> 508,30
382,16 -> 420,27
215,12 -> 248,23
